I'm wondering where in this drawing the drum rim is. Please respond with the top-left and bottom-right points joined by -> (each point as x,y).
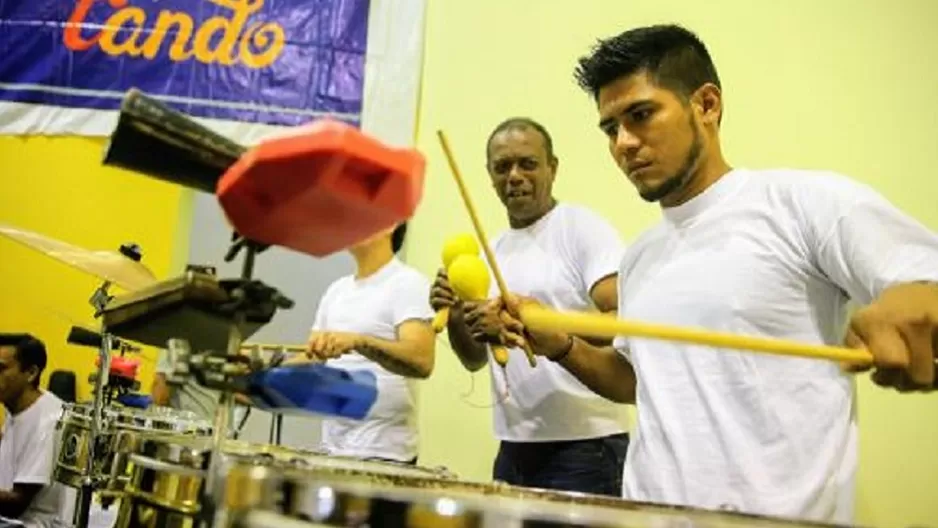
128,453 -> 207,477
221,461 -> 857,528
60,403 -> 213,431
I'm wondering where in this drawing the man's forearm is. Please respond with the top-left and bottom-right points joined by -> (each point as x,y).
446,305 -> 489,371
0,487 -> 35,518
554,337 -> 636,404
356,336 -> 433,378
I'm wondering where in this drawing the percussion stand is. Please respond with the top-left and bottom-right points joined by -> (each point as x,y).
266,346 -> 287,446
73,280 -> 115,528
173,233 -> 292,528
268,413 -> 283,445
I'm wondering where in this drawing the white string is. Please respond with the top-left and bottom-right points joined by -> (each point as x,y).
433,334 -> 510,408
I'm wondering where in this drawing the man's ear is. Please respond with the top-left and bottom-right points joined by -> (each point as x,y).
692,83 -> 723,126
548,156 -> 559,183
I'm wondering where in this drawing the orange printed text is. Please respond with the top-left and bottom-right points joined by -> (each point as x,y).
64,0 -> 286,69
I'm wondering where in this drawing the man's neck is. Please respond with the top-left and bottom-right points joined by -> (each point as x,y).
661,152 -> 732,208
352,246 -> 394,279
6,387 -> 40,416
509,199 -> 557,229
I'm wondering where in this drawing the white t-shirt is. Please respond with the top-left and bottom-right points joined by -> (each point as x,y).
315,257 -> 434,462
614,168 -> 938,523
488,203 -> 630,442
0,391 -> 68,528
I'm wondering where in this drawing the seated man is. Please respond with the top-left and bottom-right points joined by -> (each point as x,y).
0,333 -> 67,527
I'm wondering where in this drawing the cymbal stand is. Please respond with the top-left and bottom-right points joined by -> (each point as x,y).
74,280 -> 114,528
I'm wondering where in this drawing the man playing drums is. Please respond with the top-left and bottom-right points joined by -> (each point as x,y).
485,23 -> 938,524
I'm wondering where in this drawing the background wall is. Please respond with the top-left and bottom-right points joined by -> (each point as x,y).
407,1 -> 937,527
1,1 -> 936,527
0,136 -> 187,401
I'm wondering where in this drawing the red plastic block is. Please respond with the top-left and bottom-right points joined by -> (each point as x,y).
216,120 -> 425,257
96,355 -> 140,379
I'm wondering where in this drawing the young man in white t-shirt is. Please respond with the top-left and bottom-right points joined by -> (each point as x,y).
430,118 -> 631,496
295,223 -> 436,464
0,334 -> 67,528
487,24 -> 938,523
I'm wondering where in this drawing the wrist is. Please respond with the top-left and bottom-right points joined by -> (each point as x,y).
448,301 -> 465,318
548,335 -> 574,362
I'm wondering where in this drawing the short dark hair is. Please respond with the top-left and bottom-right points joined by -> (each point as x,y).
0,333 -> 47,387
391,223 -> 407,254
574,24 -> 721,102
485,117 -> 556,164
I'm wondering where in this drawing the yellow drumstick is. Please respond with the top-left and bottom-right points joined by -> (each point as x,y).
518,304 -> 873,365
436,130 -> 537,367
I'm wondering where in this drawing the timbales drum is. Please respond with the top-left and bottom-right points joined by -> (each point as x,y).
54,402 -> 212,497
112,435 -> 455,528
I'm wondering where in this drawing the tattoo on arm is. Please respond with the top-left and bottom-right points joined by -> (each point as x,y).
355,340 -> 428,378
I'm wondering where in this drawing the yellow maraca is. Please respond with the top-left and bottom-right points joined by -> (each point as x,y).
432,233 -> 481,332
447,254 -> 510,367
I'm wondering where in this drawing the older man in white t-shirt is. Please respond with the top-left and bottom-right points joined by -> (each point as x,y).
431,118 -> 631,496
0,334 -> 68,528
485,24 -> 938,524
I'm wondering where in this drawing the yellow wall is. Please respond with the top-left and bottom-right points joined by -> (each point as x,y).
408,1 -> 938,527
0,136 -> 189,406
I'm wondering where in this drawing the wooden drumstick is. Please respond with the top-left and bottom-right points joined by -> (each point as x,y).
519,305 -> 874,365
240,343 -> 308,354
436,130 -> 537,367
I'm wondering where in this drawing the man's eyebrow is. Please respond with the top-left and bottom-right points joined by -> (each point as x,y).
598,100 -> 655,129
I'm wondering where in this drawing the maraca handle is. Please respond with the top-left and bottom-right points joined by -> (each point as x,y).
492,345 -> 509,367
432,307 -> 450,333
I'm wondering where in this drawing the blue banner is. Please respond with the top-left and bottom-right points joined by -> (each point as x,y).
0,0 -> 370,128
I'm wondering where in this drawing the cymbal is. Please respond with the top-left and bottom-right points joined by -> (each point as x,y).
0,222 -> 158,291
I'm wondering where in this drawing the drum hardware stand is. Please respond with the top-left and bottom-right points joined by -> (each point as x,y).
268,413 -> 283,445
72,281 -> 113,528
72,242 -> 145,528
163,232 -> 294,528
232,405 -> 251,440
266,347 -> 287,446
